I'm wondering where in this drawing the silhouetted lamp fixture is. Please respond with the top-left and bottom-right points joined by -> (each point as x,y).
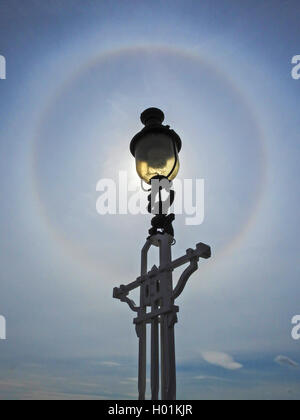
113,107 -> 211,401
130,108 -> 182,184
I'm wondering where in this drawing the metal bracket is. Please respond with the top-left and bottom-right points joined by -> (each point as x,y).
113,285 -> 139,312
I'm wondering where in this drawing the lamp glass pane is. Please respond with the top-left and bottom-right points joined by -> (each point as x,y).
135,132 -> 179,184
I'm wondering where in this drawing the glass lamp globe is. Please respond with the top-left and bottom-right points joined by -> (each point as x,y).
130,108 -> 182,184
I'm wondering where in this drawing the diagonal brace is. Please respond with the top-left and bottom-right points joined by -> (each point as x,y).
172,243 -> 211,299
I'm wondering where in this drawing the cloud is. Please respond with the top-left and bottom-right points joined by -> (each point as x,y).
193,375 -> 232,382
274,355 -> 298,368
120,377 -> 150,385
94,361 -> 121,367
201,351 -> 243,370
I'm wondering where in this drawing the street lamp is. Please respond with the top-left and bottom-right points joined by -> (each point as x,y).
113,108 -> 211,400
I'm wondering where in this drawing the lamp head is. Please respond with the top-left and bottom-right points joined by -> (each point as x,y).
130,108 -> 182,184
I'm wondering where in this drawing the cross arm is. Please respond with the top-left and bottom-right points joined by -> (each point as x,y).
112,263 -> 159,299
171,242 -> 211,270
113,242 -> 210,308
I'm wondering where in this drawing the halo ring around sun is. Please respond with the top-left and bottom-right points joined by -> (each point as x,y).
30,44 -> 268,273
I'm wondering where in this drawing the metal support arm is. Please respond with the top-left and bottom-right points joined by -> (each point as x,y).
172,243 -> 211,300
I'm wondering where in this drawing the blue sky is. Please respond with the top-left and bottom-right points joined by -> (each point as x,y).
0,0 -> 299,399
